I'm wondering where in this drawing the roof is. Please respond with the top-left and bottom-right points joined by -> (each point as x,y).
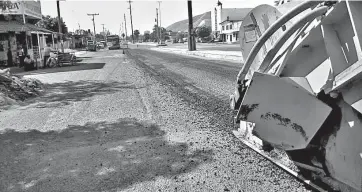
221,8 -> 253,23
219,19 -> 242,25
0,20 -> 54,34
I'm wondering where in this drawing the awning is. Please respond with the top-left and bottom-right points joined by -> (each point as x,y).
0,20 -> 54,34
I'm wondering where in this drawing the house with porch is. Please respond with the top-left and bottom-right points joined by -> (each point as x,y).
0,0 -> 57,67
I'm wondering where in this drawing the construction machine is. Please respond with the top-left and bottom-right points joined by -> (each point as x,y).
230,1 -> 362,191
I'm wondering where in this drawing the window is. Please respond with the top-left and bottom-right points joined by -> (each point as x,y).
226,25 -> 228,30
222,26 -> 224,30
230,24 -> 233,30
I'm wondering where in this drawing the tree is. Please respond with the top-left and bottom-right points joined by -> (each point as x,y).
134,30 -> 140,41
150,25 -> 167,41
36,15 -> 68,34
144,33 -> 150,42
196,26 -> 211,38
176,32 -> 184,42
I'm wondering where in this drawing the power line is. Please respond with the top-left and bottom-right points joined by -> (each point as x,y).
128,0 -> 134,44
87,13 -> 99,37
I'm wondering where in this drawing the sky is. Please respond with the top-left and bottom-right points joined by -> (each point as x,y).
40,0 -> 274,35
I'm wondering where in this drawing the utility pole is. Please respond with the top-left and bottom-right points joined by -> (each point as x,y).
157,1 -> 162,43
156,8 -> 159,43
56,0 -> 64,52
101,24 -> 105,35
121,22 -> 124,37
128,0 -> 134,44
87,13 -> 99,39
187,0 -> 196,51
124,14 -> 128,41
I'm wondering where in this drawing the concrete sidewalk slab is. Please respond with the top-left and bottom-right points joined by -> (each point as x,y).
150,47 -> 244,63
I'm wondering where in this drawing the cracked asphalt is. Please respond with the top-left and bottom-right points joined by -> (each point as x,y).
0,48 -> 311,192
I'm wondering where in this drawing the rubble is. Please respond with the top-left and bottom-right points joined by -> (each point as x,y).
0,68 -> 43,106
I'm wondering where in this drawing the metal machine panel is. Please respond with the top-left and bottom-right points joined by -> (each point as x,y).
239,5 -> 293,79
238,72 -> 332,150
324,100 -> 362,191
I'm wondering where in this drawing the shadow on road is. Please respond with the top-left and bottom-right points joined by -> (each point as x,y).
23,80 -> 139,108
0,118 -> 213,192
13,62 -> 106,76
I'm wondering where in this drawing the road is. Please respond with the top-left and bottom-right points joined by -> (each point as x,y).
0,48 -> 310,192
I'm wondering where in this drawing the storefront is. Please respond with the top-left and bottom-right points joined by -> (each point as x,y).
0,0 -> 56,67
0,20 -> 55,67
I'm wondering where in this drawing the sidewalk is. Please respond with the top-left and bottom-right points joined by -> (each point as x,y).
150,47 -> 244,63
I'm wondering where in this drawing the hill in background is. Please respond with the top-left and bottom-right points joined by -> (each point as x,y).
166,11 -> 211,32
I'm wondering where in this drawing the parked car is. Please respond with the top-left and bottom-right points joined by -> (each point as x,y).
100,40 -> 106,47
97,42 -> 105,49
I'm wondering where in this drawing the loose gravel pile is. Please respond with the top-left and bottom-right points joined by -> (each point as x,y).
0,69 -> 43,109
125,50 -> 311,192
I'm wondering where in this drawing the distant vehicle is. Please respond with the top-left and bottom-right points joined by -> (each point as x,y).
208,38 -> 222,43
96,42 -> 104,49
87,40 -> 97,51
198,38 -> 207,43
107,35 -> 121,50
100,40 -> 106,47
156,42 -> 167,47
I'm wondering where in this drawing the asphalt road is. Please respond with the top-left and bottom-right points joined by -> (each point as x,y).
0,48 -> 310,192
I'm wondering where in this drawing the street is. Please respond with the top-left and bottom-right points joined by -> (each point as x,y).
0,48 -> 310,192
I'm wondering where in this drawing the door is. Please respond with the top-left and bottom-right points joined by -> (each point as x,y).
230,35 -> 232,42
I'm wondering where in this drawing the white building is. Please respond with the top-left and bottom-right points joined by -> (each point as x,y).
211,1 -> 252,43
220,19 -> 242,43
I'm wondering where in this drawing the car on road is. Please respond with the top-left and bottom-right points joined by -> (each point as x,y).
100,40 -> 106,47
156,43 -> 167,47
97,42 -> 105,49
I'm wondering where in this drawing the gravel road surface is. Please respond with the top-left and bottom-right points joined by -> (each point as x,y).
0,48 -> 311,192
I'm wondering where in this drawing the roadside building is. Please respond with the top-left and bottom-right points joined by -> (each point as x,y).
0,0 -> 56,67
219,18 -> 242,43
166,31 -> 178,42
211,0 -> 252,43
72,29 -> 92,49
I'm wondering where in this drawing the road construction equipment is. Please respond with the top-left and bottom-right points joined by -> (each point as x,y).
230,1 -> 362,191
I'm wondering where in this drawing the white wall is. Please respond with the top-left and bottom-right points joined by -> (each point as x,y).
211,4 -> 223,35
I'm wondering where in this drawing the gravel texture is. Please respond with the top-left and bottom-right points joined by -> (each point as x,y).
124,48 -> 311,192
0,49 -> 311,192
